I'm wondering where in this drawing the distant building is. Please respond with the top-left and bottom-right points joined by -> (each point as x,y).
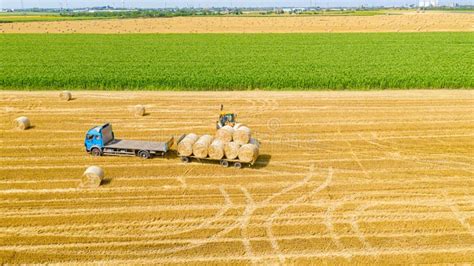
419,0 -> 439,7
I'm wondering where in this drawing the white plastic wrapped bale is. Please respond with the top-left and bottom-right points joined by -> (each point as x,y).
233,126 -> 251,145
80,166 -> 104,188
224,141 -> 240,160
192,135 -> 214,158
14,116 -> 31,130
177,133 -> 199,156
208,139 -> 225,160
216,125 -> 234,142
238,138 -> 260,163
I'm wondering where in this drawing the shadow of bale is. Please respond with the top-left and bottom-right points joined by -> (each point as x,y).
165,150 -> 179,160
253,154 -> 271,169
100,178 -> 113,186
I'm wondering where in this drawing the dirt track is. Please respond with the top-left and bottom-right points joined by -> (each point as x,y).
1,12 -> 472,33
1,90 -> 473,263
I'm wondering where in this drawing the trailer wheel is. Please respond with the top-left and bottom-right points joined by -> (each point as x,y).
220,160 -> 229,168
181,157 -> 190,163
138,150 -> 151,159
91,148 -> 102,156
234,162 -> 242,169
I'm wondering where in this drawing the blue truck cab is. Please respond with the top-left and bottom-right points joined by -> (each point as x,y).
85,123 -> 173,159
85,123 -> 114,154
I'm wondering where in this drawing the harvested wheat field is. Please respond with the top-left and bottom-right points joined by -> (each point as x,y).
0,90 -> 473,264
1,12 -> 472,33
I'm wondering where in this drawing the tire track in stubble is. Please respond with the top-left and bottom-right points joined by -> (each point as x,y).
323,194 -> 359,259
264,165 -> 333,264
238,186 -> 257,264
441,190 -> 473,236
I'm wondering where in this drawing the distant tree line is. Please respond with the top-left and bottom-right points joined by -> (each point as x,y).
59,9 -> 243,18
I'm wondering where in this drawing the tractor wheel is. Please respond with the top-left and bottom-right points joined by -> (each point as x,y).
91,148 -> 102,156
234,162 -> 242,169
220,160 -> 229,168
181,157 -> 190,163
138,150 -> 151,159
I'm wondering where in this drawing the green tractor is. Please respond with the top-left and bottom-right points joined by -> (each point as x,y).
217,105 -> 237,129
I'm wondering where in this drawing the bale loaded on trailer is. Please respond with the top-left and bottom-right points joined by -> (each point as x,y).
176,134 -> 259,168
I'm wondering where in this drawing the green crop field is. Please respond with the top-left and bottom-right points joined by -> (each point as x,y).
0,33 -> 472,90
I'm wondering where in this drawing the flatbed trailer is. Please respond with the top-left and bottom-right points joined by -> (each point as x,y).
176,134 -> 258,168
85,123 -> 173,159
102,138 -> 173,158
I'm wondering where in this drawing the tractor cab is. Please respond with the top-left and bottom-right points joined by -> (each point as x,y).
217,105 -> 237,129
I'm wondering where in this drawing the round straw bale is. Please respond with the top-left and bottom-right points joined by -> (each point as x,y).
133,105 -> 146,117
208,139 -> 225,160
238,142 -> 259,163
183,133 -> 199,143
177,133 -> 199,156
59,91 -> 72,101
224,142 -> 240,160
192,135 -> 214,158
80,166 -> 104,188
14,116 -> 31,130
233,123 -> 246,130
216,125 -> 234,142
248,138 -> 260,148
233,126 -> 251,145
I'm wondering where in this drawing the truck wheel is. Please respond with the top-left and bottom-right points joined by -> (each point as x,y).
91,148 -> 102,156
220,160 -> 229,168
138,150 -> 151,159
181,157 -> 190,163
234,162 -> 242,169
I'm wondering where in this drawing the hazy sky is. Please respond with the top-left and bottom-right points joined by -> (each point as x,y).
1,0 -> 472,9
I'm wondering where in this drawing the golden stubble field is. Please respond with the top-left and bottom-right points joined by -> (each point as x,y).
1,12 -> 472,33
0,90 -> 473,264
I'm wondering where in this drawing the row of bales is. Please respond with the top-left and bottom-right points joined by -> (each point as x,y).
178,123 -> 259,163
13,91 -> 147,131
